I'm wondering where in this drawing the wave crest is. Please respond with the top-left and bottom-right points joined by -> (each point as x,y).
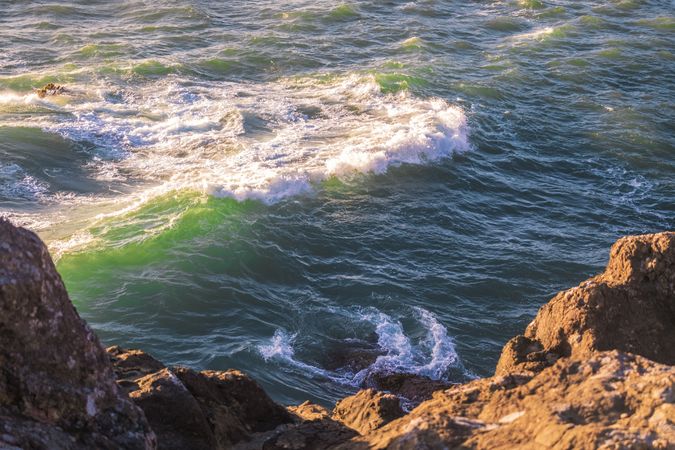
257,307 -> 465,387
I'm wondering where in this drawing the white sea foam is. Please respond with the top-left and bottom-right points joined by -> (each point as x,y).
2,73 -> 470,250
257,307 -> 463,386
258,329 -> 336,379
259,329 -> 298,362
0,163 -> 50,200
32,74 -> 469,199
507,26 -> 557,46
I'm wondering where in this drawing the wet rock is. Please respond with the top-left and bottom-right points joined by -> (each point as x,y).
364,372 -> 452,406
0,219 -> 155,449
35,82 -> 66,98
331,389 -> 404,435
322,343 -> 384,373
496,232 -> 675,376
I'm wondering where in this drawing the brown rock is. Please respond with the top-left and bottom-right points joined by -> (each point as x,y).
173,366 -> 293,447
130,368 -> 215,450
107,346 -> 293,449
344,351 -> 675,449
364,372 -> 453,407
257,419 -> 358,450
236,401 -> 358,449
496,232 -> 675,376
322,343 -> 384,373
35,82 -> 66,98
108,345 -> 166,394
0,219 -> 155,449
288,401 -> 331,421
332,389 -> 404,435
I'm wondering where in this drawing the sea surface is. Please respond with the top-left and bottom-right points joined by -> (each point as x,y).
1,0 -> 673,405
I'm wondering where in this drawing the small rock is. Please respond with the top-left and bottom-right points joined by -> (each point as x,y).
35,82 -> 66,98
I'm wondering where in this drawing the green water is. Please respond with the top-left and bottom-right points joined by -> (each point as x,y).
0,0 -> 673,406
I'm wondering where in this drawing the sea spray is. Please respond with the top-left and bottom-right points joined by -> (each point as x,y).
257,307 -> 465,386
3,73 -> 470,256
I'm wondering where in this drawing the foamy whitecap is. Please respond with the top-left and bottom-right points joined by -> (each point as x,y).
2,73 -> 470,250
507,26 -> 556,46
0,163 -> 50,201
258,329 -> 336,379
257,307 -> 464,386
259,329 -> 297,362
37,73 -> 469,197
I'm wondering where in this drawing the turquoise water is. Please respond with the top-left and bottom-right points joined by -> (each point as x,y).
1,1 -> 673,405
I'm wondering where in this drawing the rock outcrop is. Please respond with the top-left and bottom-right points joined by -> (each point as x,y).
496,232 -> 675,376
344,351 -> 674,449
1,218 -> 673,450
108,346 -> 293,449
363,373 -> 453,407
332,389 -> 404,435
0,219 -> 156,449
35,83 -> 66,98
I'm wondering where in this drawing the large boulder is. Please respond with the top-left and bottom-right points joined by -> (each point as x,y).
496,232 -> 675,376
128,368 -> 216,450
344,351 -> 674,449
174,367 -> 293,447
108,347 -> 293,449
0,219 -> 155,449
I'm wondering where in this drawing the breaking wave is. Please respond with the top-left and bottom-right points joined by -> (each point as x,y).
257,306 -> 465,387
3,73 -> 469,203
1,72 -> 470,254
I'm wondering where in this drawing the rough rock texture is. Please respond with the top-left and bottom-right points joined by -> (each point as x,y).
108,347 -> 293,449
235,401 -> 357,450
332,389 -> 404,435
130,368 -> 215,450
344,351 -> 674,450
288,401 -> 331,421
496,232 -> 675,376
364,373 -> 453,407
0,219 -> 155,449
175,367 -> 293,446
255,418 -> 358,450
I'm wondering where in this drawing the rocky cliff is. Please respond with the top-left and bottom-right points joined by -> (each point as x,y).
0,220 -> 155,449
0,219 -> 673,449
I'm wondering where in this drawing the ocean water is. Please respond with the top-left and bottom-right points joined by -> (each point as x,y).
0,0 -> 673,405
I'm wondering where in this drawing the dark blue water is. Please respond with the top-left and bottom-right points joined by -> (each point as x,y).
0,0 -> 673,405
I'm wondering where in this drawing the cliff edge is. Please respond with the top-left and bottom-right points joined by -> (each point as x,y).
0,219 -> 672,449
496,232 -> 675,376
